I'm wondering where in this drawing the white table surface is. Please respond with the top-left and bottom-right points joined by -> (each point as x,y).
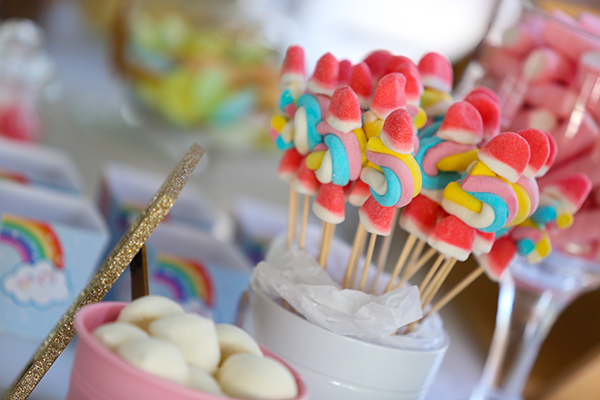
0,2 -> 487,399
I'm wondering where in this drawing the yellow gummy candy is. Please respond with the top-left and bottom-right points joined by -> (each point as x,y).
444,182 -> 483,212
271,115 -> 286,132
469,161 -> 497,177
535,232 -> 552,258
556,212 -> 574,229
353,127 -> 368,166
404,153 -> 423,196
364,119 -> 384,139
509,183 -> 532,226
412,107 -> 427,130
437,149 -> 479,172
420,88 -> 453,109
305,151 -> 326,170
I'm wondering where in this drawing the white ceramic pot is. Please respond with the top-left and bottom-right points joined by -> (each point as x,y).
243,281 -> 449,400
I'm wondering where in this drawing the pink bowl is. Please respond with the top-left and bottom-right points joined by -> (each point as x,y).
66,301 -> 309,400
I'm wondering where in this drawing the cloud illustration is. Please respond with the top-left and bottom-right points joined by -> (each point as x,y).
3,261 -> 69,306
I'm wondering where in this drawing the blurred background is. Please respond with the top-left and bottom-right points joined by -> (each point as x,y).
1,0 -> 600,399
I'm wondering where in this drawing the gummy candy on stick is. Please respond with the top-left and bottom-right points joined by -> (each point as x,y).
310,85 -> 363,266
472,231 -> 495,256
417,101 -> 483,203
418,52 -> 453,93
279,45 -> 306,94
271,46 -> 307,248
348,62 -> 373,110
356,197 -> 397,290
442,132 -> 530,233
360,108 -> 423,291
418,52 -> 454,120
293,162 -> 320,249
307,52 -> 339,97
338,59 -> 352,86
427,215 -> 476,262
384,56 -> 423,107
507,128 -> 550,226
463,90 -> 501,142
277,147 -> 303,248
362,50 -> 393,86
537,131 -> 557,178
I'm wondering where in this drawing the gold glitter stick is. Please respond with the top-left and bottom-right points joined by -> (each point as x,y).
3,144 -> 204,400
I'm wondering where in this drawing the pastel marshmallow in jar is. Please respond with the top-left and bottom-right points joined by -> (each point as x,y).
217,354 -> 298,400
93,321 -> 149,351
148,313 -> 221,374
116,337 -> 189,385
216,323 -> 263,363
116,294 -> 185,330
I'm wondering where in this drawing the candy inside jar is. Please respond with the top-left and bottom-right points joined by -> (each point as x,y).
0,19 -> 55,142
112,0 -> 279,135
66,296 -> 309,400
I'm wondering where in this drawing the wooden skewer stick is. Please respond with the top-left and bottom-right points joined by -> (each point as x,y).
351,227 -> 368,288
393,247 -> 437,290
421,258 -> 457,309
299,195 -> 310,250
130,244 -> 149,300
319,223 -> 336,269
359,233 -> 378,291
318,221 -> 329,267
343,223 -> 367,288
400,239 -> 425,280
286,183 -> 298,249
369,210 -> 399,293
384,233 -> 418,292
418,253 -> 446,295
424,267 -> 484,319
405,262 -> 478,335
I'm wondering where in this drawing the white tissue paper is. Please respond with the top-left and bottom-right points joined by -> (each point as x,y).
251,234 -> 423,341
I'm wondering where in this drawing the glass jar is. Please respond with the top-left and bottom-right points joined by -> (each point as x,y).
459,0 -> 600,258
457,3 -> 600,399
112,0 -> 279,133
0,19 -> 55,142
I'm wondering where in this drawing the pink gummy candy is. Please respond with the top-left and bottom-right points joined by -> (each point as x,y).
399,194 -> 444,241
436,101 -> 484,145
427,215 -> 476,261
477,236 -> 516,282
384,56 -> 423,106
349,62 -> 373,109
277,148 -> 303,182
363,50 -> 393,83
370,72 -> 407,120
545,172 -> 592,213
478,132 -> 531,183
313,182 -> 346,224
359,196 -> 396,236
338,59 -> 352,86
418,52 -> 453,93
464,91 -> 501,141
326,86 -> 362,133
279,45 -> 305,88
308,53 -> 339,97
379,108 -> 414,154
348,178 -> 371,207
517,128 -> 551,179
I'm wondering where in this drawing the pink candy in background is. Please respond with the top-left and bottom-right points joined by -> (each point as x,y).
476,8 -> 600,261
0,104 -> 39,142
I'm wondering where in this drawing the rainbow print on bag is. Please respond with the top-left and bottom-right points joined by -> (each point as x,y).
0,214 -> 69,307
152,254 -> 215,308
0,214 -> 64,269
